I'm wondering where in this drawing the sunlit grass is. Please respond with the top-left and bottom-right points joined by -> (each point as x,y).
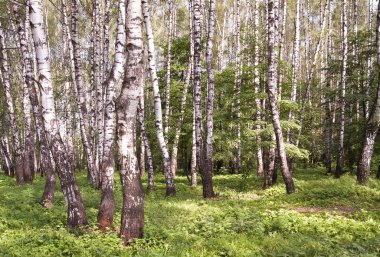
0,167 -> 380,256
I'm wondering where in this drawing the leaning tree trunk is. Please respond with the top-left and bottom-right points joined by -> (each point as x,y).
97,0 -> 126,230
0,22 -> 25,185
14,1 -> 56,205
357,1 -> 380,185
70,0 -> 98,187
117,0 -> 144,244
193,0 -> 215,198
266,0 -> 295,194
335,0 -> 348,178
142,0 -> 175,196
29,0 -> 87,227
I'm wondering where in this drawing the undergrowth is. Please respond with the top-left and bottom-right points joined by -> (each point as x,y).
0,167 -> 380,256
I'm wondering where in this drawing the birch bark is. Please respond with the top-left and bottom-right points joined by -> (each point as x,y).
142,0 -> 176,196
193,0 -> 215,198
335,0 -> 348,178
357,1 -> 380,185
266,0 -> 295,194
70,0 -> 98,187
117,0 -> 144,243
254,0 -> 264,177
0,22 -> 25,185
29,0 -> 87,226
98,0 -> 126,230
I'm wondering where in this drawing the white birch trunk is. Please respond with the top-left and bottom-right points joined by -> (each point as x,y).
117,0 -> 144,243
29,0 -> 87,226
142,0 -> 176,196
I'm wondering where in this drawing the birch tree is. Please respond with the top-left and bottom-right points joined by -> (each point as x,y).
170,0 -> 195,176
164,0 -> 173,138
324,0 -> 333,174
357,1 -> 380,185
142,0 -> 176,196
98,0 -> 126,229
70,0 -> 98,187
0,22 -> 25,185
204,0 -> 216,194
234,0 -> 242,171
117,0 -> 144,243
193,0 -> 215,198
266,0 -> 295,194
29,0 -> 87,227
336,0 -> 348,178
253,0 -> 264,177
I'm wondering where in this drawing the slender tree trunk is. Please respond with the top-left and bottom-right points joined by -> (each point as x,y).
117,0 -> 144,244
204,0 -> 216,197
93,0 -> 104,177
97,0 -> 126,230
14,0 -> 55,205
324,0 -> 334,174
289,0 -> 300,123
335,0 -> 348,178
357,2 -> 380,185
30,0 -> 87,226
60,0 -> 74,164
142,0 -> 175,196
0,22 -> 25,185
234,0 -> 242,171
253,0 -> 264,177
13,4 -> 35,183
138,103 -> 154,190
191,107 -> 197,186
263,138 -> 276,189
193,0 -> 215,198
170,1 -> 195,177
164,0 -> 173,138
0,137 -> 14,177
170,60 -> 192,176
365,0 -> 373,119
70,0 -> 98,187
102,0 -> 111,79
266,0 -> 295,194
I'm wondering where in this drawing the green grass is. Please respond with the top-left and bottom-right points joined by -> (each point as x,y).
1,168 -> 380,256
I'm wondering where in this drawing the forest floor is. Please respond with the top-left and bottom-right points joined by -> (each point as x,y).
1,167 -> 380,256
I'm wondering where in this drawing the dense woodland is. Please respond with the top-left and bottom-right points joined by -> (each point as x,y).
1,0 -> 380,255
